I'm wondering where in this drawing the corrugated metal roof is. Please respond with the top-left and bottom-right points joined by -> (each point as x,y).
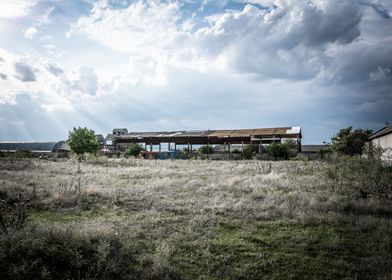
369,126 -> 392,140
208,127 -> 293,137
116,127 -> 301,139
0,141 -> 70,152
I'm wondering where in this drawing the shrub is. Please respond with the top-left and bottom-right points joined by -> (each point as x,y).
0,192 -> 28,235
267,143 -> 289,160
318,147 -> 332,160
127,144 -> 144,157
0,228 -> 139,280
267,140 -> 298,160
324,148 -> 392,199
331,126 -> 372,156
198,145 -> 214,154
242,145 -> 253,159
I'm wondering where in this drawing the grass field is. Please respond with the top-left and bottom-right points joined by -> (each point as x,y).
0,157 -> 391,279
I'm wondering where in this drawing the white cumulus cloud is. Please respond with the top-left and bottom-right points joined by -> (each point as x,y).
0,0 -> 37,19
24,27 -> 38,39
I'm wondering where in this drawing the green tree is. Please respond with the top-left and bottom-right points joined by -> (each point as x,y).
242,145 -> 254,159
267,142 -> 289,160
127,143 -> 143,157
198,145 -> 214,154
267,140 -> 297,160
68,127 -> 100,157
331,127 -> 373,156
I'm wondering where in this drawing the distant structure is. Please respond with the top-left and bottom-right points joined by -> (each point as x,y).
369,125 -> 392,159
301,145 -> 331,160
0,141 -> 70,154
101,126 -> 302,154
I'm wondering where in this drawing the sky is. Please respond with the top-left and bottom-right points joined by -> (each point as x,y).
0,0 -> 391,144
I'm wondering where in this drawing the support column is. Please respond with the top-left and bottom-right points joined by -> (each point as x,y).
150,143 -> 152,152
174,143 -> 177,151
168,142 -> 171,151
190,144 -> 193,153
260,138 -> 263,154
241,141 -> 244,151
259,139 -> 262,154
159,143 -> 161,152
207,139 -> 210,160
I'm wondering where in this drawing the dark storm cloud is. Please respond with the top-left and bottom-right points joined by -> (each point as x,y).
14,62 -> 36,82
363,1 -> 392,19
284,0 -> 362,47
194,0 -> 364,81
329,44 -> 392,85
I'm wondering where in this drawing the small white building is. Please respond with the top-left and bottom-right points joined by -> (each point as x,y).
369,126 -> 392,161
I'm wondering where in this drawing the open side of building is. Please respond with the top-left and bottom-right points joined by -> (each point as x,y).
103,126 -> 302,153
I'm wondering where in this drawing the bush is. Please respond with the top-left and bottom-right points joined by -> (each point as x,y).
0,228 -> 139,280
127,144 -> 144,157
267,140 -> 298,160
198,145 -> 214,154
324,148 -> 392,199
267,143 -> 289,160
242,145 -> 254,159
331,126 -> 372,156
0,193 -> 28,235
318,147 -> 332,160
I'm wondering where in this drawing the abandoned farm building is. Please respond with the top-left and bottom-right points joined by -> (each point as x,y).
369,125 -> 392,159
103,126 -> 302,153
0,141 -> 70,153
369,125 -> 392,150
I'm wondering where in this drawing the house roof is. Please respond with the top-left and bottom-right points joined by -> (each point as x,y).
369,126 -> 392,140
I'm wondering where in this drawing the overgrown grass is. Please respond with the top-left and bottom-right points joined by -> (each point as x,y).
0,157 -> 391,279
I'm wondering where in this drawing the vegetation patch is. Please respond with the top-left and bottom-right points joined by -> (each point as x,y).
0,157 -> 391,279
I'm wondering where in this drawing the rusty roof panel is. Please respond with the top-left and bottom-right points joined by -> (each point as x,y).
114,127 -> 301,139
207,127 -> 293,137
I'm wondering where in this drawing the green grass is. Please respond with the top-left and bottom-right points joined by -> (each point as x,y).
169,219 -> 392,279
0,157 -> 391,279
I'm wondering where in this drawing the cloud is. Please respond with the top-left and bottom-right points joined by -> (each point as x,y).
70,66 -> 98,96
1,0 -> 391,143
0,48 -> 99,105
14,62 -> 37,82
69,0 -> 364,81
46,62 -> 64,76
69,0 -> 182,54
37,6 -> 55,25
0,0 -> 37,19
24,27 -> 38,39
0,73 -> 7,80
